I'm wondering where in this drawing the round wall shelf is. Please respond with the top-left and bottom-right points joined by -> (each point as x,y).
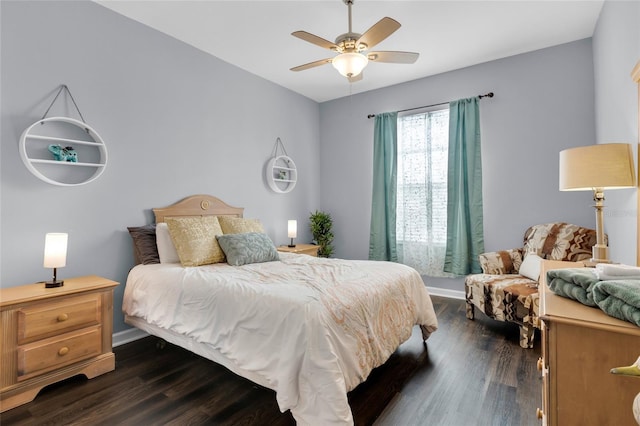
266,155 -> 297,193
19,117 -> 108,186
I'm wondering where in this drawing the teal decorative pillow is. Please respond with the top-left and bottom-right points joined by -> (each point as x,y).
216,232 -> 280,266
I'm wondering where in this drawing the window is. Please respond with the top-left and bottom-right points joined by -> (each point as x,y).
396,108 -> 454,277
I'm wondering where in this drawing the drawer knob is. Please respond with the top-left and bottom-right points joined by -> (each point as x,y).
537,357 -> 543,371
536,408 -> 543,419
57,313 -> 69,322
58,346 -> 69,356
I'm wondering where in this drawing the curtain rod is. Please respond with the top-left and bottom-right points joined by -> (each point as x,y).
366,92 -> 494,119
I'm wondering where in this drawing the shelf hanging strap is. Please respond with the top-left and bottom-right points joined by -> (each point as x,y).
271,137 -> 289,158
41,84 -> 87,123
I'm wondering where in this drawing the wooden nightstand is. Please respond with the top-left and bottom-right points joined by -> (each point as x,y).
0,275 -> 118,412
277,244 -> 320,257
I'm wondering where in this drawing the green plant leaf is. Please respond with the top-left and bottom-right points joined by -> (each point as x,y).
309,210 -> 334,258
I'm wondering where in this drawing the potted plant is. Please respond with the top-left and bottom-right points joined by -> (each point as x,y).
309,210 -> 334,258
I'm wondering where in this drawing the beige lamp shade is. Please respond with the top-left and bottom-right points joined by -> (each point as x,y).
559,143 -> 635,191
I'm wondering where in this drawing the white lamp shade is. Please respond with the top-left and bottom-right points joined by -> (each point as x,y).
288,220 -> 297,238
559,143 -> 636,191
332,52 -> 368,77
44,233 -> 68,268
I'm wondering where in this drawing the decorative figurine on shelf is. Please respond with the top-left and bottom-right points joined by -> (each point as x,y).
278,170 -> 288,180
48,144 -> 78,162
611,356 -> 640,425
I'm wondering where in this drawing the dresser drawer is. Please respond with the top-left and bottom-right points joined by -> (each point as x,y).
17,326 -> 102,380
17,293 -> 101,344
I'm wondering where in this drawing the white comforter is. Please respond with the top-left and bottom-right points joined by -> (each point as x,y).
123,253 -> 438,425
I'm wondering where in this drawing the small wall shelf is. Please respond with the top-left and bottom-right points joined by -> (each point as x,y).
19,117 -> 108,186
266,155 -> 297,193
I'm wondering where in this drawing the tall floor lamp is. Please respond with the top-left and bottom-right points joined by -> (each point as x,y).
559,143 -> 636,263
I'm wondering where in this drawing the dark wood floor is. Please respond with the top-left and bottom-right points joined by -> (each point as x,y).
1,296 -> 541,426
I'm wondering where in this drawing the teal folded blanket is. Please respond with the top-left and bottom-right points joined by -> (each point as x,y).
592,280 -> 640,327
546,268 -> 599,307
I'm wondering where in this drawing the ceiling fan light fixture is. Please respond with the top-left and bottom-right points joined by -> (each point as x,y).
291,1 -> 417,81
332,52 -> 368,78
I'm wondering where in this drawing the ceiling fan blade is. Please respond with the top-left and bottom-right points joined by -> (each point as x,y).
368,51 -> 419,64
290,58 -> 333,72
356,17 -> 401,50
348,72 -> 363,83
291,31 -> 339,51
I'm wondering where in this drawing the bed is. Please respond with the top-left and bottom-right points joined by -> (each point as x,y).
123,194 -> 438,425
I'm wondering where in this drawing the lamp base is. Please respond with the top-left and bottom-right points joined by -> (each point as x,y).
591,245 -> 610,264
45,280 -> 64,288
288,244 -> 296,248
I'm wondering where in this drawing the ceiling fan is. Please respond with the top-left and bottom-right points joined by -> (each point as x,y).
290,0 -> 419,82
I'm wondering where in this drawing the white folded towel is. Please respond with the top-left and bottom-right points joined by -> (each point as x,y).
595,263 -> 640,280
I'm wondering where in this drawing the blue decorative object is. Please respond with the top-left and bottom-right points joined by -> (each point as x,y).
48,144 -> 78,162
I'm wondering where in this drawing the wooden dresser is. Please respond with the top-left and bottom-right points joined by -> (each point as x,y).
539,260 -> 640,425
0,275 -> 118,412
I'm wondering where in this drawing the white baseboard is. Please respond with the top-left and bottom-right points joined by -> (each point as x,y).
426,286 -> 465,300
113,327 -> 148,347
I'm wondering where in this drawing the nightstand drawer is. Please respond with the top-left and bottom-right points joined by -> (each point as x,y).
17,293 -> 101,344
17,326 -> 102,379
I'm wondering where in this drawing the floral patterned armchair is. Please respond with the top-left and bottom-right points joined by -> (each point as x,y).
464,222 -> 599,348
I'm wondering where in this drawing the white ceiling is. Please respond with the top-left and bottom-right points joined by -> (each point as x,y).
95,0 -> 604,103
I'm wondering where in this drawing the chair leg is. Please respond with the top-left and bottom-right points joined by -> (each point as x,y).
519,325 -> 534,349
466,301 -> 475,320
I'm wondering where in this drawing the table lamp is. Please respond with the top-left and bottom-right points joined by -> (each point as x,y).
559,143 -> 636,263
43,232 -> 68,288
288,220 -> 297,247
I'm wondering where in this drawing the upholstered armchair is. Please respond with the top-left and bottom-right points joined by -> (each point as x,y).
464,222 -> 599,348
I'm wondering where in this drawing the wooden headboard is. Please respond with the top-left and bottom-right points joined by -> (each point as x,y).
153,194 -> 244,223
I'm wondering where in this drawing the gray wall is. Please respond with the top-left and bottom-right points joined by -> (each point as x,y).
2,0 -> 636,336
0,1 -> 320,333
319,39 -> 597,291
592,0 -> 639,266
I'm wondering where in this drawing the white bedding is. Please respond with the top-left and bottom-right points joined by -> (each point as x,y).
123,252 -> 438,425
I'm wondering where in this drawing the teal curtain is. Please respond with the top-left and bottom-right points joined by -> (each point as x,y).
369,112 -> 398,261
444,98 -> 484,274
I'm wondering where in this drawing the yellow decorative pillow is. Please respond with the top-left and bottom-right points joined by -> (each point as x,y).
217,216 -> 265,234
165,216 -> 225,267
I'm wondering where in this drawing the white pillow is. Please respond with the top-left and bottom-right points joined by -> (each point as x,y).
519,253 -> 542,281
156,222 -> 180,264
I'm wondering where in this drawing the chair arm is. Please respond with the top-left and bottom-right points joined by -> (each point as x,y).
478,248 -> 524,274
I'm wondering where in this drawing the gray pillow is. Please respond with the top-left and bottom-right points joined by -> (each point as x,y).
127,224 -> 160,265
216,232 -> 280,266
